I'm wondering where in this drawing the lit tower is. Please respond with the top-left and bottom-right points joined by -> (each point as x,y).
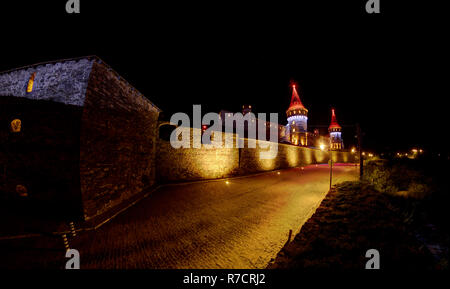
328,108 -> 344,150
286,84 -> 308,146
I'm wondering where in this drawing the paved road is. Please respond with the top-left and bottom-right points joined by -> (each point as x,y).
0,164 -> 358,269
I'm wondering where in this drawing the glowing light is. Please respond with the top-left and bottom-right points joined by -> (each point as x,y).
368,153 -> 373,157
319,144 -> 326,151
412,149 -> 418,153
277,172 -> 280,175
225,180 -> 230,185
362,152 -> 366,156
26,72 -> 36,93
10,119 -> 22,133
419,149 -> 423,153
16,185 -> 28,197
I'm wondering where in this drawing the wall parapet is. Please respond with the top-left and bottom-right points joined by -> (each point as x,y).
156,126 -> 357,183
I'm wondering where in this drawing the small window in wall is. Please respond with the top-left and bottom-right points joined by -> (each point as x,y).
10,119 -> 22,133
26,72 -> 36,93
16,184 -> 28,197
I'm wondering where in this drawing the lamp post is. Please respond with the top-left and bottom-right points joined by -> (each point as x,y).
356,123 -> 363,180
329,149 -> 333,190
321,143 -> 333,190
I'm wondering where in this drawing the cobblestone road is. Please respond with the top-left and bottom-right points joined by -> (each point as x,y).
0,164 -> 358,269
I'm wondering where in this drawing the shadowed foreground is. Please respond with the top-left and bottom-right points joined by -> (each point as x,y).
1,164 -> 357,269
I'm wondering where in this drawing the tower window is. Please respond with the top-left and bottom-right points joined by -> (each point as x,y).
26,72 -> 36,93
16,184 -> 28,197
10,119 -> 22,133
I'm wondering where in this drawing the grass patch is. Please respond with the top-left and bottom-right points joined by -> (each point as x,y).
268,181 -> 436,270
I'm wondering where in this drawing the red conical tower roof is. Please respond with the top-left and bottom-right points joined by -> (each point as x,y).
329,108 -> 341,130
286,84 -> 307,113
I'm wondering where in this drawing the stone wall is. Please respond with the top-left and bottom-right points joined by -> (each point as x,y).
80,61 -> 160,220
0,57 -> 162,222
0,58 -> 94,106
0,56 -> 355,223
157,127 -> 357,183
156,129 -> 239,182
0,96 -> 83,219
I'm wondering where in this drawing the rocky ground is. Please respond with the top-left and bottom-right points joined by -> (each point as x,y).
268,181 -> 438,270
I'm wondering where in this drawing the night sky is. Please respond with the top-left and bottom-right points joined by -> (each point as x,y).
0,1 -> 447,153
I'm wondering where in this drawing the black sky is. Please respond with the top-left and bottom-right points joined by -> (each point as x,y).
0,1 -> 448,153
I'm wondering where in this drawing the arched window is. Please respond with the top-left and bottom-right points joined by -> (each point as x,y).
27,72 -> 36,93
10,119 -> 21,133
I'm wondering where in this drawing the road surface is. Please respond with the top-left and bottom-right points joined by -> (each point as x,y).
1,164 -> 358,269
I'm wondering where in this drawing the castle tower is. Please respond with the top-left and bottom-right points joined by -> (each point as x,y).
328,108 -> 344,150
286,84 -> 308,146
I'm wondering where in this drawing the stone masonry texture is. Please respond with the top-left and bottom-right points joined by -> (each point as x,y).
80,61 -> 160,220
0,58 -> 94,106
0,56 -> 356,226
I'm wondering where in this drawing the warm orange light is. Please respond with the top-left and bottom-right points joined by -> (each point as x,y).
16,185 -> 28,197
10,119 -> 21,133
27,72 -> 36,93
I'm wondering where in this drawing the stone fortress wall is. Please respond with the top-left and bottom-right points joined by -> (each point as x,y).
0,56 -> 357,222
157,127 -> 356,183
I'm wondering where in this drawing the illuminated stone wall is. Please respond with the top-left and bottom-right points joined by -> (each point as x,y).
0,56 -> 355,224
157,128 -> 357,182
157,128 -> 240,182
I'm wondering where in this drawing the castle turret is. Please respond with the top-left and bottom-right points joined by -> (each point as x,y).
328,108 -> 343,150
286,84 -> 308,146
